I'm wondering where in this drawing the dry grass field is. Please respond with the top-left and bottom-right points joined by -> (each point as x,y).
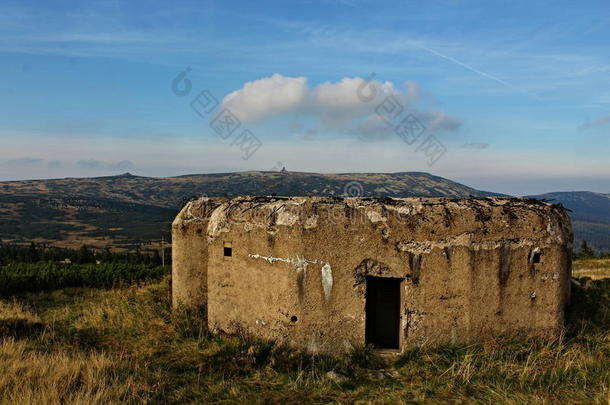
573,258 -> 610,280
0,261 -> 608,404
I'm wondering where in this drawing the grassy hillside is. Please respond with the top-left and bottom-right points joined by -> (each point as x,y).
573,258 -> 610,280
0,194 -> 175,250
0,268 -> 607,404
0,171 -> 497,249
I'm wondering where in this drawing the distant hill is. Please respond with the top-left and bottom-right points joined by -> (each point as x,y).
1,171 -> 607,252
0,171 -> 498,249
0,171 -> 498,208
528,191 -> 610,253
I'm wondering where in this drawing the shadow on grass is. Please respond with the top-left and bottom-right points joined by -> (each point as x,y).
0,318 -> 45,339
565,277 -> 610,334
168,307 -> 387,384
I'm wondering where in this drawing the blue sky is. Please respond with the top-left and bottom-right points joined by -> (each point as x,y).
0,0 -> 609,195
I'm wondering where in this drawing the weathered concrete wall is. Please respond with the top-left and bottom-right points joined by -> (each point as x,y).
173,196 -> 572,353
171,198 -> 227,310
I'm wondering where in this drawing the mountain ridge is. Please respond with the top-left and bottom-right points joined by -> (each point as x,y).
0,171 -> 502,209
0,171 -> 606,251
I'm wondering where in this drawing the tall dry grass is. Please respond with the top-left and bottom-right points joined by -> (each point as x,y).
0,276 -> 607,404
0,338 -> 143,405
573,258 -> 610,280
0,297 -> 148,405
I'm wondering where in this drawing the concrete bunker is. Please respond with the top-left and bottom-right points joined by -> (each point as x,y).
172,196 -> 572,354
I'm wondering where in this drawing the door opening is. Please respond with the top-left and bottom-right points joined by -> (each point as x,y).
365,276 -> 401,349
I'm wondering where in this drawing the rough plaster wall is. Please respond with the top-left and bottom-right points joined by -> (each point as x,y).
172,198 -> 227,310
176,196 -> 572,353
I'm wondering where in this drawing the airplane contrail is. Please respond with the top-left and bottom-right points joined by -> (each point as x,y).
411,41 -> 540,100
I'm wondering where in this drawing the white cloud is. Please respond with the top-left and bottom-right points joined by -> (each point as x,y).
353,114 -> 393,139
423,111 -> 463,132
222,74 -> 308,121
222,74 -> 461,137
312,77 -> 396,110
312,77 -> 400,127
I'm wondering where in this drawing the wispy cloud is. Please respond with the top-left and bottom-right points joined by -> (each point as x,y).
76,159 -> 135,171
580,114 -> 610,131
460,142 -> 489,150
1,130 -> 607,196
593,115 -> 610,125
4,157 -> 44,165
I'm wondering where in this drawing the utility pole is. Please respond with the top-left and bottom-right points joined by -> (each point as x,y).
161,236 -> 165,267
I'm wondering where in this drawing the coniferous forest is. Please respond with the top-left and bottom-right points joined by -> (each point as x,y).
0,242 -> 169,296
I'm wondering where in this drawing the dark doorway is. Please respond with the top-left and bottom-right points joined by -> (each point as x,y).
365,276 -> 401,349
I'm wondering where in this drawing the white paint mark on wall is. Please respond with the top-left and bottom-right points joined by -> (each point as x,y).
248,254 -> 321,268
321,263 -> 333,300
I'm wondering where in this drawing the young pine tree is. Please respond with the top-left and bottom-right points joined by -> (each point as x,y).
579,240 -> 596,259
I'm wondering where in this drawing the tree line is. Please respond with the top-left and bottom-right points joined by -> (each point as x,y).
574,240 -> 610,260
0,241 -> 170,265
0,239 -> 604,266
0,262 -> 169,297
